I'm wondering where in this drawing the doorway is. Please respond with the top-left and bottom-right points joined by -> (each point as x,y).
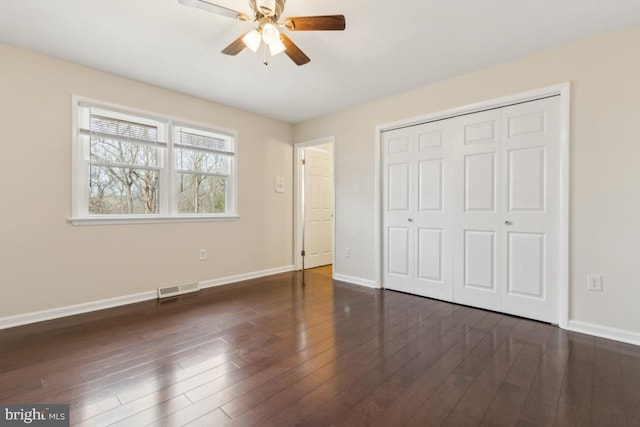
295,137 -> 335,271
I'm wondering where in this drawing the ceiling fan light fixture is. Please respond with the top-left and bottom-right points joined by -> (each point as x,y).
269,39 -> 286,56
242,29 -> 261,52
181,0 -> 346,66
261,23 -> 280,45
256,0 -> 276,16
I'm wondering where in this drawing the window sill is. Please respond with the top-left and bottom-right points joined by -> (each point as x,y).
69,215 -> 240,226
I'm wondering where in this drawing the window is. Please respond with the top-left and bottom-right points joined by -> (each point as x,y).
72,98 -> 237,224
174,126 -> 233,214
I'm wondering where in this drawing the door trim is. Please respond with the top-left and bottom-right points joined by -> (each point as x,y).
294,136 -> 336,271
374,83 -> 571,328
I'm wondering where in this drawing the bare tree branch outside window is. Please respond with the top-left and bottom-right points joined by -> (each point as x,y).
88,116 -> 160,214
176,129 -> 229,214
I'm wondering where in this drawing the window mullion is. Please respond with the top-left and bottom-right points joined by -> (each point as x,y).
165,121 -> 175,216
173,142 -> 233,156
90,161 -> 162,171
176,170 -> 230,178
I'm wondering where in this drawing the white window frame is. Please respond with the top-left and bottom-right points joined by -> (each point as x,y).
70,96 -> 238,225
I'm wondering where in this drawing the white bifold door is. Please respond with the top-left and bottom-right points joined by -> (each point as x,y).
382,119 -> 455,300
383,96 -> 561,323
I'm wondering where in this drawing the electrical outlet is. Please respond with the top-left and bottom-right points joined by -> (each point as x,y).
587,275 -> 603,292
345,247 -> 350,258
199,249 -> 207,261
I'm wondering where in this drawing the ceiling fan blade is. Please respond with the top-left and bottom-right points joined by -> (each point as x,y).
178,0 -> 250,21
281,34 -> 310,66
283,15 -> 346,31
221,33 -> 248,56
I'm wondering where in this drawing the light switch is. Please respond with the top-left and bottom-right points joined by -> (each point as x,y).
274,175 -> 285,193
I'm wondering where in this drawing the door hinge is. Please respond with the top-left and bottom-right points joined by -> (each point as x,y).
301,159 -> 306,165
301,250 -> 306,257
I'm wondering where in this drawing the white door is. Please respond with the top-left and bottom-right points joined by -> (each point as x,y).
414,120 -> 454,301
452,109 -> 503,312
382,127 -> 415,293
500,97 -> 560,322
382,120 -> 454,300
383,96 -> 561,323
452,97 -> 561,322
303,144 -> 333,269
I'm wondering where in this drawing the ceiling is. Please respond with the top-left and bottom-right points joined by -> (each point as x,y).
0,1 -> 639,124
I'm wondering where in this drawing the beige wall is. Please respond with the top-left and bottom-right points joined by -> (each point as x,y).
294,24 -> 640,335
0,43 -> 294,318
3,22 -> 640,338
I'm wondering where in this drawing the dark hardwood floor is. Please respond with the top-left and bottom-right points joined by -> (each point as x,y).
1,266 -> 639,426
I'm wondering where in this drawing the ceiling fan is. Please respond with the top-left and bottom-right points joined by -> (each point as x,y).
178,0 -> 346,66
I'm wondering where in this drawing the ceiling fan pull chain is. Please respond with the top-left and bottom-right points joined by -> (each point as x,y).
263,42 -> 269,66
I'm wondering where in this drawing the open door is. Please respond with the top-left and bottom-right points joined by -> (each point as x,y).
296,139 -> 334,270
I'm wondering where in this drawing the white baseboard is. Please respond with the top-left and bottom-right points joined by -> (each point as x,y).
0,290 -> 157,331
199,265 -> 294,289
6,269 -> 638,349
0,265 -> 295,331
567,320 -> 640,347
333,273 -> 380,289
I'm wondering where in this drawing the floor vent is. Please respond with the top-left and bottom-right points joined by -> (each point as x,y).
157,282 -> 200,299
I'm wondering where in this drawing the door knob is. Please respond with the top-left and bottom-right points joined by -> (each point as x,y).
505,220 -> 513,225
408,218 -> 414,222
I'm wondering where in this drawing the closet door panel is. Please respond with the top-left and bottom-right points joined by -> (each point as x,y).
383,128 -> 415,294
414,121 -> 454,301
453,109 -> 502,311
501,97 -> 560,322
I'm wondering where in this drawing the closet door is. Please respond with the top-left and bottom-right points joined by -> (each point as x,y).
382,96 -> 561,324
383,121 -> 454,300
382,127 -> 415,294
500,97 -> 560,322
413,120 -> 454,301
452,109 -> 503,312
451,97 -> 561,322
